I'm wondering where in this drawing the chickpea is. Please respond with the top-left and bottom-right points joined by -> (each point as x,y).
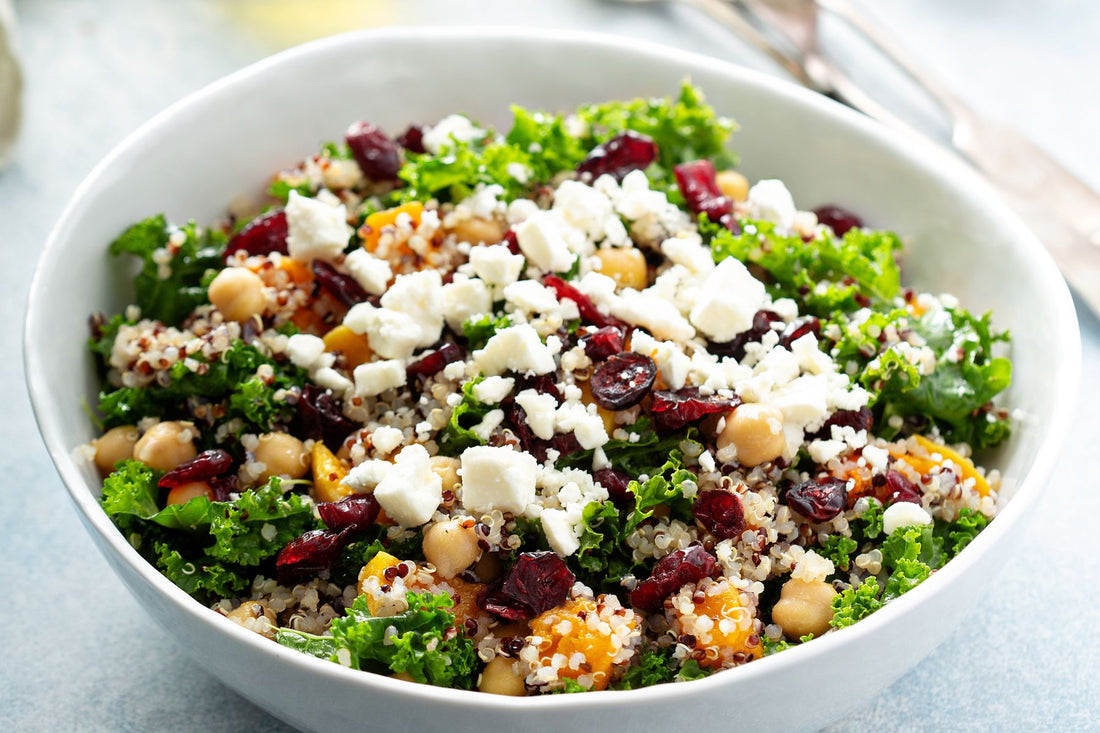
166,481 -> 213,506
771,578 -> 837,639
92,425 -> 139,474
716,170 -> 750,201
450,216 -> 506,246
254,432 -> 308,482
429,455 -> 461,494
478,655 -> 526,696
391,671 -> 418,683
207,267 -> 267,322
133,421 -> 198,472
422,518 -> 482,579
595,247 -> 647,290
717,403 -> 786,467
225,600 -> 277,640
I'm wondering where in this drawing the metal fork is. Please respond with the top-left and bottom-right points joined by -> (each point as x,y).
730,0 -> 1100,314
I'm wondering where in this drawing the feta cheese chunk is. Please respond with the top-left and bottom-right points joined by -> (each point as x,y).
748,179 -> 797,232
468,244 -> 524,292
422,114 -> 484,154
353,359 -> 406,397
343,249 -> 392,295
371,426 -> 405,455
689,256 -> 767,342
514,389 -> 558,440
882,501 -> 934,536
610,289 -> 695,342
344,303 -> 422,360
474,324 -> 556,376
342,459 -> 392,492
372,444 -> 442,527
441,277 -> 492,332
631,330 -> 691,390
515,211 -> 576,272
285,334 -> 327,370
541,508 -> 581,557
285,190 -> 351,263
503,279 -> 561,315
380,270 -> 444,348
460,445 -> 538,514
472,376 -> 515,405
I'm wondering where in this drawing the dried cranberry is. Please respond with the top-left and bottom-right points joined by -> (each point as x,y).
884,470 -> 921,505
222,210 -> 288,262
576,131 -> 659,182
317,495 -> 380,532
778,317 -> 821,349
590,352 -> 657,410
549,431 -> 583,459
630,544 -> 717,612
504,401 -> 548,463
345,121 -> 401,181
813,205 -> 863,237
593,468 -> 634,506
501,229 -> 521,255
693,490 -> 745,540
476,551 -> 575,621
708,310 -> 781,361
649,388 -> 740,432
276,528 -> 353,582
784,477 -> 848,522
673,160 -> 735,228
312,260 -> 369,308
158,450 -> 233,489
207,474 -> 237,502
395,124 -> 427,154
294,384 -> 357,451
516,373 -> 563,402
810,407 -> 874,441
406,342 -> 463,380
542,275 -> 624,330
581,326 -> 625,362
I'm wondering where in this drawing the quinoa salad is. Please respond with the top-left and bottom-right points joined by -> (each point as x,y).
85,83 -> 1013,694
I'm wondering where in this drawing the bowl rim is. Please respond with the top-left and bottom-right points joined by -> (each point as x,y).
24,25 -> 1082,713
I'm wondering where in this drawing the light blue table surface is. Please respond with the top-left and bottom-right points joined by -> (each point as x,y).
3,1 -> 1097,730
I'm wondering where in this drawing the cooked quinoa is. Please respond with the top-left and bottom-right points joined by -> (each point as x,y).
86,83 -> 1012,695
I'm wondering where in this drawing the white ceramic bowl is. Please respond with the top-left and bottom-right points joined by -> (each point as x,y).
26,28 -> 1080,732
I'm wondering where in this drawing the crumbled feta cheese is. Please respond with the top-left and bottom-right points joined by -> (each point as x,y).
862,444 -> 889,473
372,444 -> 442,527
747,179 -> 797,232
468,244 -> 524,291
422,114 -> 484,154
631,330 -> 691,390
460,445 -> 538,514
353,359 -> 406,397
503,280 -> 561,315
808,439 -> 847,464
312,367 -> 353,394
471,409 -> 505,443
342,459 -> 392,492
541,508 -> 581,556
515,211 -> 576,272
610,289 -> 695,342
286,334 -> 327,370
371,426 -> 405,455
882,502 -> 934,535
575,271 -> 618,306
689,256 -> 767,342
515,389 -> 558,440
343,249 -> 393,295
344,304 -> 422,360
660,235 -> 714,276
473,376 -> 515,405
380,270 -> 444,348
440,277 -> 492,331
506,198 -> 540,225
474,324 -> 556,376
285,190 -> 351,263
552,180 -> 625,245
460,184 -> 505,220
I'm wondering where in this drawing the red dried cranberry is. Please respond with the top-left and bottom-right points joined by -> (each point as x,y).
778,317 -> 821,349
317,495 -> 380,532
576,131 -> 659,182
207,474 -> 237,502
275,528 -> 353,582
501,229 -> 521,255
810,407 -> 874,441
516,373 -> 563,401
395,124 -> 427,154
884,469 -> 921,505
813,205 -> 863,237
504,401 -> 549,463
158,450 -> 233,489
222,210 -> 288,263
784,477 -> 848,522
294,384 -> 357,451
406,342 -> 463,380
707,310 -> 781,361
590,352 -> 657,410
649,388 -> 740,432
345,121 -> 401,181
630,544 -> 717,612
693,490 -> 745,540
312,260 -> 369,308
593,468 -> 634,506
673,160 -> 735,228
581,326 -> 625,362
542,275 -> 624,330
549,431 -> 583,459
476,551 -> 575,621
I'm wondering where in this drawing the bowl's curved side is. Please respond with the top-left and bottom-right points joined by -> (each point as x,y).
25,27 -> 1080,733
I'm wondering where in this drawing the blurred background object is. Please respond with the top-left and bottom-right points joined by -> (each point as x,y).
0,0 -> 22,166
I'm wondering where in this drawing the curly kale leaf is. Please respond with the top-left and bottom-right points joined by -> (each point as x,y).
945,508 -> 990,555
819,535 -> 859,573
624,450 -> 697,535
438,376 -> 494,456
108,215 -> 226,326
460,313 -> 512,351
829,576 -> 884,629
557,417 -> 698,479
